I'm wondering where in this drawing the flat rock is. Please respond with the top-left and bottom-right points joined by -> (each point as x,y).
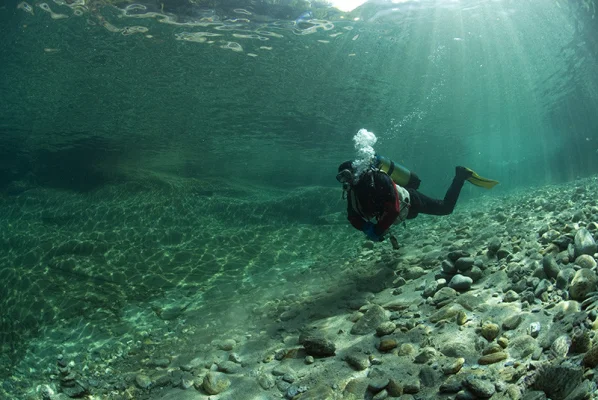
430,303 -> 464,323
502,314 -> 522,330
404,266 -> 427,280
351,305 -> 387,335
376,321 -> 396,336
343,378 -> 369,398
510,336 -> 537,359
463,375 -> 496,398
448,250 -> 471,262
345,352 -> 370,371
432,287 -> 458,308
135,374 -> 152,389
439,376 -> 462,393
302,336 -> 336,357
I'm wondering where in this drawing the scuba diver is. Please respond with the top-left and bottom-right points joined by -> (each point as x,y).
336,155 -> 498,242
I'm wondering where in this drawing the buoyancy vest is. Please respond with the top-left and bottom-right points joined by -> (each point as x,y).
349,169 -> 410,223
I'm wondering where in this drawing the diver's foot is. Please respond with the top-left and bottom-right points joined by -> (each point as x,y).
456,166 -> 473,181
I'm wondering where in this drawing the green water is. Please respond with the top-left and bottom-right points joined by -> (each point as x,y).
0,0 -> 597,396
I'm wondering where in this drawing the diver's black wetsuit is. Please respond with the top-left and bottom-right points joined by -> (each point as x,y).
406,175 -> 466,219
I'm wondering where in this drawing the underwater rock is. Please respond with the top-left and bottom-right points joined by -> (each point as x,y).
257,373 -> 275,390
419,365 -> 439,387
439,375 -> 462,393
488,237 -> 502,254
455,257 -> 475,272
287,384 -> 308,398
569,269 -> 598,301
448,250 -> 470,262
449,274 -> 473,291
502,314 -> 523,331
343,378 -> 369,398
378,338 -> 398,352
442,357 -> 465,375
510,335 -> 537,359
441,340 -> 474,359
478,352 -> 507,365
387,379 -> 403,396
550,335 -> 572,358
456,310 -> 467,326
531,365 -> 583,400
423,280 -> 439,298
229,353 -> 242,363
404,266 -> 426,280
351,305 -> 387,335
430,304 -> 464,323
441,260 -> 458,275
202,372 -> 230,395
218,339 -> 237,351
367,369 -> 390,393
135,373 -> 152,389
345,352 -> 370,371
481,322 -> 500,341
575,254 -> 597,269
497,248 -> 511,260
534,279 -> 551,298
431,287 -> 458,308
570,329 -> 592,353
556,268 -> 576,290
503,290 -> 520,302
375,321 -> 396,336
582,344 -> 598,368
482,343 -> 503,355
217,361 -> 242,374
574,228 -> 597,258
563,381 -> 595,400
148,357 -> 170,368
529,322 -> 542,338
402,378 -> 421,394
463,375 -> 495,398
414,347 -> 437,364
302,336 -> 336,357
542,255 -> 560,280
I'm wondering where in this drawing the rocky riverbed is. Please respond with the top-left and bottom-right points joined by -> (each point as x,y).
4,176 -> 598,400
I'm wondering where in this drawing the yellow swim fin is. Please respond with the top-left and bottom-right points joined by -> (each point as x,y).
465,168 -> 499,189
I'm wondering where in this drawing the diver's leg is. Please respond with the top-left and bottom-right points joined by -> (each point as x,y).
409,175 -> 467,216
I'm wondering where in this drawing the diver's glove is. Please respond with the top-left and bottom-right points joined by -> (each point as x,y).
362,222 -> 382,242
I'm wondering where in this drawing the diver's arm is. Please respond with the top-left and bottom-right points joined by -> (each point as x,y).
347,196 -> 366,231
375,179 -> 400,236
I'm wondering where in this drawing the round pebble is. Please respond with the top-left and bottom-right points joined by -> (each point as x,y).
481,322 -> 500,341
378,338 -> 398,352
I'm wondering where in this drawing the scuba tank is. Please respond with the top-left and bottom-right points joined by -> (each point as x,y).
373,154 -> 421,190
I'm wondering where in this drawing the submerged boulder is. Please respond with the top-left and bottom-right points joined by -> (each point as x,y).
569,269 -> 598,301
574,229 -> 597,258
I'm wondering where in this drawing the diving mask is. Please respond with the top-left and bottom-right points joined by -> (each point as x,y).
336,168 -> 353,184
